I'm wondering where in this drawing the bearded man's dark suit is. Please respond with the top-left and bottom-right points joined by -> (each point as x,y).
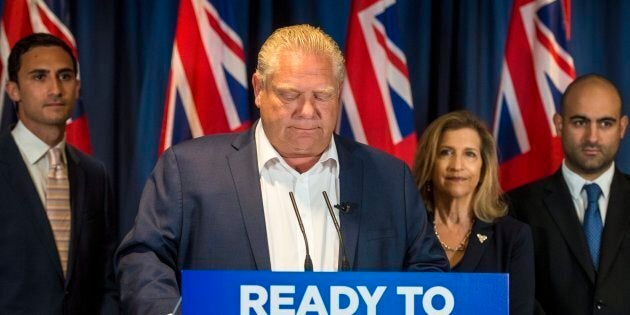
508,168 -> 630,315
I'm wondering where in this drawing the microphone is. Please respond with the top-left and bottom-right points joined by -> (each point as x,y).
289,192 -> 313,271
322,191 -> 350,271
167,297 -> 182,315
334,202 -> 352,213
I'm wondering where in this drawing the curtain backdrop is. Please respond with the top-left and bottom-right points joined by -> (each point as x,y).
2,0 -> 629,238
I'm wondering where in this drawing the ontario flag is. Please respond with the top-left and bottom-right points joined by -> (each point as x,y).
159,0 -> 249,154
493,0 -> 575,191
339,0 -> 416,166
0,0 -> 93,153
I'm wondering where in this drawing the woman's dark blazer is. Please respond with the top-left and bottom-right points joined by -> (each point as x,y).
439,214 -> 535,315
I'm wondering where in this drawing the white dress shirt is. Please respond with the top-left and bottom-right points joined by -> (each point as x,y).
11,121 -> 67,206
561,160 -> 614,225
256,122 -> 341,271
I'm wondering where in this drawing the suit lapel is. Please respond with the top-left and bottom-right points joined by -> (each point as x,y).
336,136 -> 362,270
543,171 -> 596,282
460,220 -> 494,270
228,129 -> 271,270
65,146 -> 84,286
598,170 -> 630,281
0,134 -> 64,279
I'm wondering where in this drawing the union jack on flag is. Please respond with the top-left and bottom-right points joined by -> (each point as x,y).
0,0 -> 92,154
493,0 -> 575,191
340,0 -> 416,166
159,0 -> 249,154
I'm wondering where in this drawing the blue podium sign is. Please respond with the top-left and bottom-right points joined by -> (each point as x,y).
182,270 -> 507,314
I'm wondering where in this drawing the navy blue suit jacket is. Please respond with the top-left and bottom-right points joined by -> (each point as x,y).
449,215 -> 534,315
115,127 -> 449,314
509,169 -> 630,315
0,132 -> 118,314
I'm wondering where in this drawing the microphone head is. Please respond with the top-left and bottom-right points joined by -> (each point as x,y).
334,202 -> 351,213
304,255 -> 313,272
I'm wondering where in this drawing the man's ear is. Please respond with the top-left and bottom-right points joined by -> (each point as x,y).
252,73 -> 263,109
75,79 -> 81,98
337,80 -> 343,102
5,81 -> 21,103
553,113 -> 563,137
620,115 -> 628,139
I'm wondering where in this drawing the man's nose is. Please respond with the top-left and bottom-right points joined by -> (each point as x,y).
297,98 -> 316,117
585,123 -> 599,144
48,77 -> 63,96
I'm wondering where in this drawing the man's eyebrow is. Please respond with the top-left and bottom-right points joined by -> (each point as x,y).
26,67 -> 75,74
568,115 -> 617,122
273,85 -> 299,92
568,115 -> 588,120
314,87 -> 335,94
27,69 -> 50,75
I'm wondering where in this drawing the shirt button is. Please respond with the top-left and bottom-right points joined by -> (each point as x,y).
595,300 -> 604,310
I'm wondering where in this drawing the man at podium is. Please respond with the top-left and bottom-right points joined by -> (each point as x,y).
115,24 -> 448,314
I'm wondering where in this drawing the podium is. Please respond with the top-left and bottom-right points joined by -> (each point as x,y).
181,270 -> 508,314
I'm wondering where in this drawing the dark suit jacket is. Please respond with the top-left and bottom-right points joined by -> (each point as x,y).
115,127 -> 449,314
450,215 -> 534,315
508,168 -> 630,315
0,132 -> 119,314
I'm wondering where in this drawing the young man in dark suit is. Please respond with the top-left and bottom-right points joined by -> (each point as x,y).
0,33 -> 118,314
509,74 -> 629,314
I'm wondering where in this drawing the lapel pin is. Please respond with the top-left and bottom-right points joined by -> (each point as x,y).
476,234 -> 487,244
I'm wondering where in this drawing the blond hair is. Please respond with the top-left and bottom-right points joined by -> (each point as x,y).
412,111 -> 507,222
255,24 -> 345,87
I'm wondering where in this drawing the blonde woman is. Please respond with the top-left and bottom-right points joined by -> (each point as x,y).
413,111 -> 534,315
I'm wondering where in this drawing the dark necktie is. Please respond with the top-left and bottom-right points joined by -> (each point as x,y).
583,183 -> 603,270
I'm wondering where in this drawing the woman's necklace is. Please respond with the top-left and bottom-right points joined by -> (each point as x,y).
433,220 -> 474,252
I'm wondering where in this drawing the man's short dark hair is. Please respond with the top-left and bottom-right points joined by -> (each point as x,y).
7,33 -> 77,83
